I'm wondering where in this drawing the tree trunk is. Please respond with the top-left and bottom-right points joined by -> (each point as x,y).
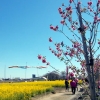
77,4 -> 97,100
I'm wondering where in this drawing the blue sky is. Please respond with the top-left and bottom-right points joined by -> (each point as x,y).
0,0 -> 99,79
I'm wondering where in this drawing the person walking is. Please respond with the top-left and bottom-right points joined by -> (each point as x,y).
70,79 -> 77,94
65,79 -> 69,91
75,78 -> 78,91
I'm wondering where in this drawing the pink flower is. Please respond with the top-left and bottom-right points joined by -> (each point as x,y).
78,2 -> 81,4
42,58 -> 46,63
38,55 -> 42,60
98,0 -> 100,4
56,47 -> 60,51
57,53 -> 61,57
73,70 -> 75,73
69,10 -> 73,15
56,25 -> 59,29
73,42 -> 80,48
75,79 -> 78,82
69,53 -> 74,57
53,27 -> 57,31
66,6 -> 72,11
80,60 -> 86,67
71,27 -> 75,30
98,41 -> 100,44
46,62 -> 50,65
58,7 -> 62,14
69,0 -> 73,3
62,3 -> 64,6
59,11 -> 63,14
70,49 -> 75,54
51,50 -> 54,53
49,37 -> 52,42
98,18 -> 100,21
56,43 -> 60,48
64,52 -> 68,55
60,20 -> 65,25
90,8 -> 93,12
50,25 -> 58,31
66,13 -> 69,17
69,72 -> 74,77
94,16 -> 98,20
64,16 -> 67,19
50,25 -> 54,29
58,7 -> 62,12
94,16 -> 98,23
87,1 -> 92,6
49,47 -> 52,50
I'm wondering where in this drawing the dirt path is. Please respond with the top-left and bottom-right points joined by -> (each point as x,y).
38,91 -> 81,100
31,87 -> 82,100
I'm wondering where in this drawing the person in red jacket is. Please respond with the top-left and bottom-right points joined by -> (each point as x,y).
70,79 -> 77,94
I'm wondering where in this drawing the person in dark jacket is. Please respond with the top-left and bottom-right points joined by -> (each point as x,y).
75,78 -> 78,91
65,79 -> 69,91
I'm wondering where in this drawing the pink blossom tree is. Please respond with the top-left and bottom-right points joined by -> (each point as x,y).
48,38 -> 86,78
49,0 -> 100,100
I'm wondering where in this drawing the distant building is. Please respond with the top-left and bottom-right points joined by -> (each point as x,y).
32,77 -> 47,81
12,77 -> 21,81
32,74 -> 36,78
43,71 -> 60,80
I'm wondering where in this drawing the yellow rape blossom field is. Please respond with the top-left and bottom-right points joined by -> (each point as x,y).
0,80 -> 83,100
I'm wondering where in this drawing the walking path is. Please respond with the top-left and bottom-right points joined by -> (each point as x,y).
40,90 -> 81,100
31,86 -> 83,100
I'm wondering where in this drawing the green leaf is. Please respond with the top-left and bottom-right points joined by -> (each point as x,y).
60,57 -> 64,61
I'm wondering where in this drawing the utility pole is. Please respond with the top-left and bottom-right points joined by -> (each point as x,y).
4,65 -> 6,80
25,62 -> 27,80
37,63 -> 39,77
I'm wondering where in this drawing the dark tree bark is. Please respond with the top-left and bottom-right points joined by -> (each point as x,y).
77,4 -> 97,100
